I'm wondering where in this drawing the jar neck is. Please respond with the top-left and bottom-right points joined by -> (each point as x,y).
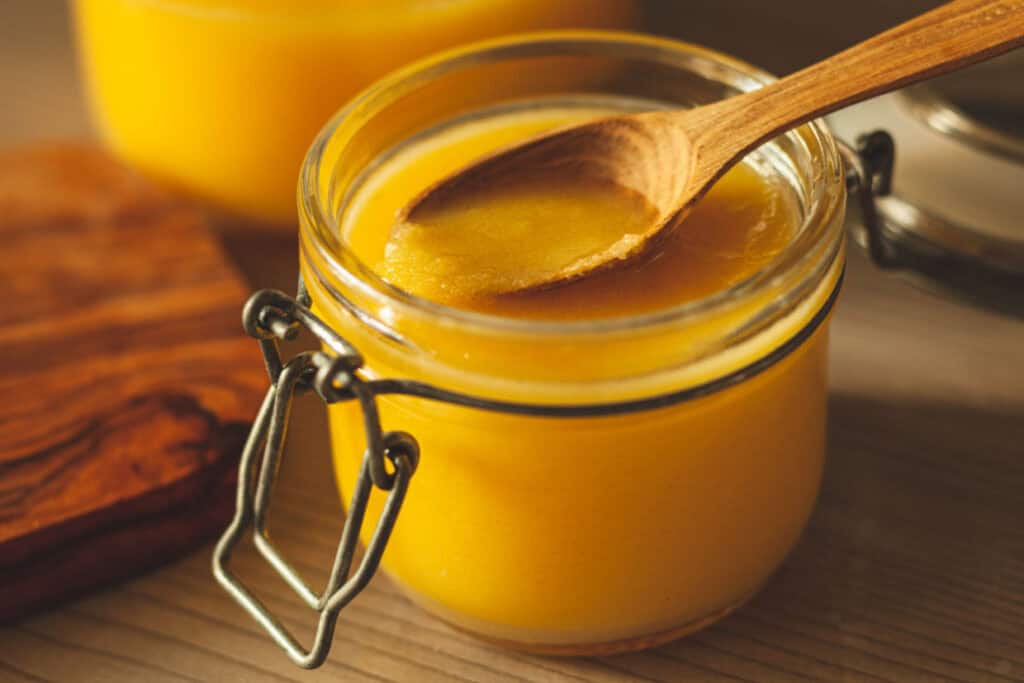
298,32 -> 847,404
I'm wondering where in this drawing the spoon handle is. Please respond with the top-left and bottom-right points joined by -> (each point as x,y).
694,0 -> 1024,165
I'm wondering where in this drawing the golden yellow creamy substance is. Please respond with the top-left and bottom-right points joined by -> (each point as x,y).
348,108 -> 798,319
317,105 -> 830,648
73,1 -> 636,224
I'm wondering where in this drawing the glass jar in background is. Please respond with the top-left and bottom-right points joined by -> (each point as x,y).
71,0 -> 639,228
291,32 -> 846,653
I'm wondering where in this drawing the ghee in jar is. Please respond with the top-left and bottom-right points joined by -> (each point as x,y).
72,0 -> 638,225
304,98 -> 841,650
362,108 -> 798,317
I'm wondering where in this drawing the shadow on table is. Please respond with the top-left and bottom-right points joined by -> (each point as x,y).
634,392 -> 1024,680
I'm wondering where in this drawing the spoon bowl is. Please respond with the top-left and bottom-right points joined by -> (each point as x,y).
399,113 -> 698,289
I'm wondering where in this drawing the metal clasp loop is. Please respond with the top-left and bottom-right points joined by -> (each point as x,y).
839,129 -> 899,268
213,289 -> 419,669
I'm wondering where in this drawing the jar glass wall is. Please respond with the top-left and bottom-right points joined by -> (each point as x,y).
71,0 -> 639,227
298,32 -> 846,653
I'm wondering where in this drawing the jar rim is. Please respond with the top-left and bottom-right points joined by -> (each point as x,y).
298,30 -> 846,339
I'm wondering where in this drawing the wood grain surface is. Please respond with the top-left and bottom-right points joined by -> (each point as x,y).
0,145 -> 264,622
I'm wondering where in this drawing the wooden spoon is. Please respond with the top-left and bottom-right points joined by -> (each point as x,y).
399,0 -> 1024,293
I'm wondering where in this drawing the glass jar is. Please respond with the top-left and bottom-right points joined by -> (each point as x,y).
214,31 -> 847,667
71,0 -> 638,228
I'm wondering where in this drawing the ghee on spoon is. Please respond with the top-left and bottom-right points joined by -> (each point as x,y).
396,0 -> 1024,294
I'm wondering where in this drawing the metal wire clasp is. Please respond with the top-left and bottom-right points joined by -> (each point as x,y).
212,287 -> 419,669
839,129 -> 899,268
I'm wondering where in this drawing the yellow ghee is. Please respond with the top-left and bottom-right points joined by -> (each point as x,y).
72,0 -> 637,225
369,110 -> 797,317
385,172 -> 659,300
305,105 -> 840,649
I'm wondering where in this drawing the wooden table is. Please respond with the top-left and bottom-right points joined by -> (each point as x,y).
3,4 -> 1022,682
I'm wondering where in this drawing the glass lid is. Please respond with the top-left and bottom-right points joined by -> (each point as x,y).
899,51 -> 1024,164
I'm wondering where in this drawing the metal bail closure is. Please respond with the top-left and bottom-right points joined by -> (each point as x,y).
839,128 -> 1024,317
213,288 -> 419,669
838,129 -> 899,268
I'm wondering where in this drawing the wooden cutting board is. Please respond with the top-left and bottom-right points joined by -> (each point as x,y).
0,144 -> 265,621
